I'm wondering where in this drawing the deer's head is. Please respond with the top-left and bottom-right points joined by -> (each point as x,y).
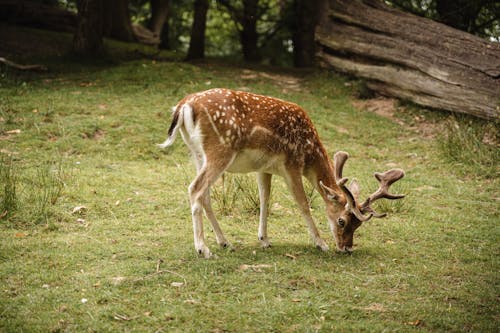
320,151 -> 405,253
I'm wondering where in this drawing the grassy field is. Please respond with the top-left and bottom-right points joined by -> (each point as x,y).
0,26 -> 499,332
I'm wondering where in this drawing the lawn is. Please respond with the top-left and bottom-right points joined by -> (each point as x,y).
0,26 -> 498,332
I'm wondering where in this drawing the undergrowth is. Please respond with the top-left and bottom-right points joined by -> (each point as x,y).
438,116 -> 499,178
0,156 -> 68,227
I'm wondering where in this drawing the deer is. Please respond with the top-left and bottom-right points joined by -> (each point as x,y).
158,88 -> 405,258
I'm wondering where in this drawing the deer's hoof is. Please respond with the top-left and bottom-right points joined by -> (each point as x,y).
315,239 -> 329,252
196,245 -> 212,259
259,237 -> 271,248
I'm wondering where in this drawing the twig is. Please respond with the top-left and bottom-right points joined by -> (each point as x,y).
134,269 -> 187,285
134,260 -> 187,285
156,258 -> 164,272
0,57 -> 47,71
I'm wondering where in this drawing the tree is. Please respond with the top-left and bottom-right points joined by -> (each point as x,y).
291,0 -> 321,67
72,0 -> 103,56
186,0 -> 209,60
316,0 -> 500,120
217,0 -> 261,62
102,0 -> 136,42
239,0 -> 260,62
148,0 -> 170,38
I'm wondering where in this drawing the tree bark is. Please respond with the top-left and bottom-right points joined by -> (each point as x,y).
240,0 -> 260,62
102,0 -> 135,42
72,0 -> 103,56
292,0 -> 321,67
186,0 -> 209,60
159,20 -> 170,49
316,0 -> 500,120
148,0 -> 169,37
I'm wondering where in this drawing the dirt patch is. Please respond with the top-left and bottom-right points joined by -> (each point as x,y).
352,97 -> 441,139
239,69 -> 302,93
352,97 -> 397,120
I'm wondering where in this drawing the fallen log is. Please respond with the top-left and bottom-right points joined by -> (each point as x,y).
316,0 -> 500,120
0,0 -> 77,32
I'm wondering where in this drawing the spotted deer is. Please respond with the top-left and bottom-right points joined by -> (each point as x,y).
158,88 -> 405,258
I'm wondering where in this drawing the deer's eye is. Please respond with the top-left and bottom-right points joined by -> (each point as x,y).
337,218 -> 345,228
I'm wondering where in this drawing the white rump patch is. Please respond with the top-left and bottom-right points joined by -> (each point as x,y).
157,104 -> 191,148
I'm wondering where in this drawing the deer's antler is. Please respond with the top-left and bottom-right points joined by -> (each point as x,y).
334,151 -> 373,222
360,169 -> 405,218
334,151 -> 349,181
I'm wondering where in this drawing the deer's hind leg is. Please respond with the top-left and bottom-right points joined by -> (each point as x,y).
202,190 -> 230,248
188,143 -> 230,249
188,151 -> 235,258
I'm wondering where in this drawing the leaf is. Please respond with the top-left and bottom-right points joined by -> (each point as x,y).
171,282 -> 184,287
5,129 -> 21,134
113,313 -> 132,321
111,276 -> 126,285
72,206 -> 87,214
15,232 -> 27,238
239,264 -> 273,272
184,299 -> 200,304
363,303 -> 386,312
406,319 -> 423,327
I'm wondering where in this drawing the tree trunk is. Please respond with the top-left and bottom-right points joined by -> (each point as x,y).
148,0 -> 169,37
186,0 -> 209,60
316,0 -> 500,120
102,0 -> 135,42
240,0 -> 260,62
72,0 -> 103,56
292,0 -> 321,67
159,20 -> 170,49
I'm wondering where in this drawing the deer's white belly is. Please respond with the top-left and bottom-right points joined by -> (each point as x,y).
226,149 -> 286,175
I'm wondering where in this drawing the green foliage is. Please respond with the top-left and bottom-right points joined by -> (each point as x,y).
0,156 -> 18,220
386,0 -> 500,40
212,174 -> 261,215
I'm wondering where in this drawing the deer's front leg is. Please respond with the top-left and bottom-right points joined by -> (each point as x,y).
285,170 -> 329,252
257,172 -> 272,248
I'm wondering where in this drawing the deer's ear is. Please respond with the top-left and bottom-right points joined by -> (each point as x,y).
319,181 -> 338,201
349,179 -> 360,201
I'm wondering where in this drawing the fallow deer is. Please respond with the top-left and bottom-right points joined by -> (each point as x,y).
158,88 -> 405,258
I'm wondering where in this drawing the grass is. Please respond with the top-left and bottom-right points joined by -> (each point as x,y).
0,25 -> 499,332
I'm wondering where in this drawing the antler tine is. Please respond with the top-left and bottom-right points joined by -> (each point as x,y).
333,151 -> 349,182
361,168 -> 405,217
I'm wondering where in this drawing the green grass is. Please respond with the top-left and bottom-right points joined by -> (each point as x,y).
0,26 -> 499,332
